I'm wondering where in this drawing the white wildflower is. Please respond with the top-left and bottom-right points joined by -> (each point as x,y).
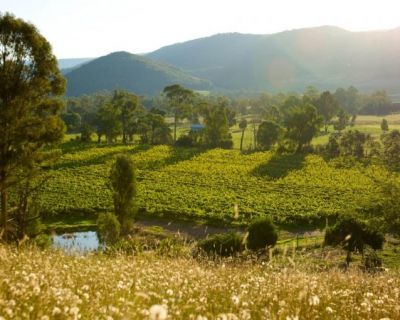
326,306 -> 334,313
52,307 -> 62,316
309,295 -> 320,306
231,295 -> 240,305
149,304 -> 167,320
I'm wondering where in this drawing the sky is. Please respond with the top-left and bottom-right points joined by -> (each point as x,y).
1,0 -> 400,58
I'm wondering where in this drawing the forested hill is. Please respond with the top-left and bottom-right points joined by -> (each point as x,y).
65,51 -> 211,96
148,26 -> 400,93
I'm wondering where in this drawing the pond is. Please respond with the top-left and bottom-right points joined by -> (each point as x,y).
52,231 -> 102,252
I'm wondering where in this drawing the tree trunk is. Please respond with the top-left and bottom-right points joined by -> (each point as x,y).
1,189 -> 8,233
325,121 -> 328,133
253,121 -> 257,150
240,129 -> 245,151
174,113 -> 177,143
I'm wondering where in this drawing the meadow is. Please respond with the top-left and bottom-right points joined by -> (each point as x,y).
0,244 -> 399,319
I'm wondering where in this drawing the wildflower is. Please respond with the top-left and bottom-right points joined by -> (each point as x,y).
309,295 -> 320,306
52,307 -> 62,316
166,289 -> 173,296
231,295 -> 240,305
149,304 -> 167,320
326,307 -> 334,313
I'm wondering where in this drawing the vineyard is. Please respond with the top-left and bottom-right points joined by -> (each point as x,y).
37,141 -> 395,225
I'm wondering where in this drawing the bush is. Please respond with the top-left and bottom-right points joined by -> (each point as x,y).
175,135 -> 195,147
220,139 -> 234,149
247,216 -> 278,250
97,212 -> 121,245
325,215 -> 384,266
197,232 -> 244,257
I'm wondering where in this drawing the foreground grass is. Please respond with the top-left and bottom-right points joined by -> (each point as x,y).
0,245 -> 399,319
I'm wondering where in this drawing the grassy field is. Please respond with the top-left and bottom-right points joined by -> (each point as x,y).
37,140 -> 394,226
0,244 -> 399,319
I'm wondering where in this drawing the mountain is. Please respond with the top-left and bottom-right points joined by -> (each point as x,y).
65,51 -> 211,96
148,26 -> 400,93
58,58 -> 93,70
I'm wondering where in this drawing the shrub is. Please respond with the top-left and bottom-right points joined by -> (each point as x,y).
175,135 -> 195,147
325,215 -> 384,266
197,232 -> 244,257
109,155 -> 137,234
247,216 -> 278,250
97,212 -> 121,245
220,139 -> 234,149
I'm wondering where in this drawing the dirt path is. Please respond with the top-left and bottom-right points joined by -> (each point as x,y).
135,217 -> 244,240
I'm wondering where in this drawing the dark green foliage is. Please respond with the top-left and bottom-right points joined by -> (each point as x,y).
360,90 -> 392,115
334,87 -> 361,115
339,130 -> 369,158
256,120 -> 282,150
334,109 -> 349,132
109,155 -> 137,233
325,135 -> 340,158
247,216 -> 278,251
80,124 -> 94,142
316,91 -> 340,132
97,212 -> 121,244
0,13 -> 65,235
96,102 -> 122,143
382,130 -> 400,171
381,119 -> 389,132
110,90 -> 139,144
163,84 -> 195,143
197,232 -> 244,257
66,52 -> 210,96
284,104 -> 323,152
176,135 -> 196,147
202,101 -> 233,149
138,112 -> 172,145
325,215 -> 384,265
61,112 -> 82,133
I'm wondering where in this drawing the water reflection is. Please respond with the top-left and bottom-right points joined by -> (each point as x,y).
52,231 -> 101,252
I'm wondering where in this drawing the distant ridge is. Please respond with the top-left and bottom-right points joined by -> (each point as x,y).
65,51 -> 211,96
148,26 -> 400,93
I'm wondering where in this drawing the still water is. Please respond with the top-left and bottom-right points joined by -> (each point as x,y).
52,231 -> 101,252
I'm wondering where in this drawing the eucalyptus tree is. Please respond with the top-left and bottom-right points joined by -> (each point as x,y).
163,84 -> 195,143
0,13 -> 66,236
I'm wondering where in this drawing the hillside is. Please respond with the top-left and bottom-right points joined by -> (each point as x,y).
58,57 -> 93,70
65,51 -> 211,96
148,26 -> 400,92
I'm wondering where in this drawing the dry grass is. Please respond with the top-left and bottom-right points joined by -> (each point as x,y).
1,245 -> 399,319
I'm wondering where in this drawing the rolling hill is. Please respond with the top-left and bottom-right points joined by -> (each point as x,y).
65,51 -> 211,96
148,26 -> 400,93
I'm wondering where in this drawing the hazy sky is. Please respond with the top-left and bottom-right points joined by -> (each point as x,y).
2,0 -> 399,58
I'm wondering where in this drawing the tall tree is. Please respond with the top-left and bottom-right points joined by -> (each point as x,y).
0,13 -> 66,234
333,108 -> 349,132
202,101 -> 233,149
316,91 -> 339,132
163,84 -> 194,143
284,104 -> 323,152
381,118 -> 389,132
96,102 -> 121,143
257,120 -> 283,150
239,119 -> 247,151
111,90 -> 139,144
